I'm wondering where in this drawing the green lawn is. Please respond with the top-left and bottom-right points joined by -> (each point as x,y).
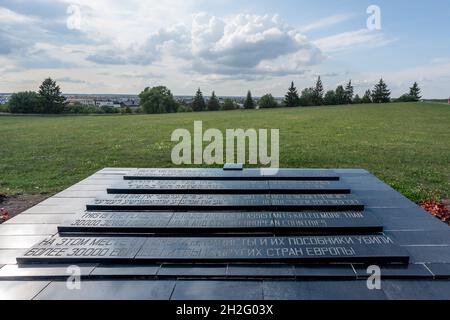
1,102 -> 449,202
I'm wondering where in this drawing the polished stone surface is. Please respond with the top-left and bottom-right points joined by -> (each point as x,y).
2,167 -> 449,300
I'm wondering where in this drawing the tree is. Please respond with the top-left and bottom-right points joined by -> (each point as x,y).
8,91 -> 40,113
38,78 -> 67,113
323,90 -> 336,105
207,91 -> 220,111
335,85 -> 347,105
361,90 -> 372,103
371,78 -> 391,103
311,76 -> 324,105
222,98 -> 237,110
243,90 -> 255,109
299,88 -> 314,106
408,82 -> 422,101
139,86 -> 178,114
284,81 -> 300,107
344,80 -> 354,104
258,94 -> 278,108
353,94 -> 362,104
192,88 -> 206,112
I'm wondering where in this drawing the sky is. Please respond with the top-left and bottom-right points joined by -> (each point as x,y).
0,0 -> 449,98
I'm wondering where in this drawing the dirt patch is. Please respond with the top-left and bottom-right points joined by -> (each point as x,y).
0,193 -> 49,221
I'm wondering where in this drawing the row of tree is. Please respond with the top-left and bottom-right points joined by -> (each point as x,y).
4,77 -> 423,114
283,77 -> 421,107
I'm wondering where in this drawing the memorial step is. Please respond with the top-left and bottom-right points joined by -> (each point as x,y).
107,180 -> 351,194
17,235 -> 409,264
58,211 -> 383,234
123,168 -> 340,181
86,194 -> 364,211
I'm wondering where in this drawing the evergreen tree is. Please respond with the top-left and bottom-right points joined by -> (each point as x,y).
38,78 -> 67,113
335,85 -> 347,105
353,94 -> 362,104
312,76 -> 324,105
323,90 -> 336,105
361,90 -> 372,103
344,80 -> 354,104
284,81 -> 300,107
371,78 -> 391,103
243,90 -> 255,109
409,82 -> 422,101
207,91 -> 220,111
192,88 -> 206,111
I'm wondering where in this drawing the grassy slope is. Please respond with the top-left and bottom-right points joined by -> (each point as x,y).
0,102 -> 449,202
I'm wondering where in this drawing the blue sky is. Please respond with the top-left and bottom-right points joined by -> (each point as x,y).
0,0 -> 449,97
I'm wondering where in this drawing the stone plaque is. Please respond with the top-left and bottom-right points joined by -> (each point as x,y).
107,180 -> 270,194
107,180 -> 350,194
124,168 -> 339,180
18,235 -> 409,264
136,235 -> 409,263
58,210 -> 382,234
86,194 -> 363,211
16,236 -> 146,264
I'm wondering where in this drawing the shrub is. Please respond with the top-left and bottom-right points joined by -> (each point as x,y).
222,98 -> 237,110
8,91 -> 41,113
0,104 -> 10,113
258,94 -> 278,108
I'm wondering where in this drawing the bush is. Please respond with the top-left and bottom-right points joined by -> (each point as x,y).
139,86 -> 179,114
100,105 -> 120,114
395,94 -> 418,102
66,102 -> 99,114
8,91 -> 41,113
258,94 -> 278,108
222,98 -> 237,110
0,104 -> 10,113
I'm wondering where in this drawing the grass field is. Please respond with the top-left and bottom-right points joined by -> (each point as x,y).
1,102 -> 449,202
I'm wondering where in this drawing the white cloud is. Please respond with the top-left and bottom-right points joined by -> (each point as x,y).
314,29 -> 396,53
300,13 -> 354,33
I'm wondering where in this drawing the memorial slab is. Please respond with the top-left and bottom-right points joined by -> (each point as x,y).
107,180 -> 350,194
86,193 -> 364,211
58,210 -> 382,234
124,168 -> 340,180
17,236 -> 146,264
135,235 -> 408,264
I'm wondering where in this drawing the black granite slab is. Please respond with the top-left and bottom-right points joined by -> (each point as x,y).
17,236 -> 146,264
352,263 -> 433,279
158,264 -> 227,277
293,264 -> 356,279
107,180 -> 350,194
58,210 -> 382,234
262,280 -> 388,300
18,235 -> 409,264
86,193 -> 364,211
124,168 -> 339,181
135,235 -> 409,264
424,263 -> 450,279
34,280 -> 176,300
171,280 -> 263,300
381,280 -> 450,300
0,280 -> 51,300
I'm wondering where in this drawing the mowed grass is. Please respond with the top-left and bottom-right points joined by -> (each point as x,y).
1,102 -> 449,202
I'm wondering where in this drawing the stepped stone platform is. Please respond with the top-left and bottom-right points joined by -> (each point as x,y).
1,167 -> 450,300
